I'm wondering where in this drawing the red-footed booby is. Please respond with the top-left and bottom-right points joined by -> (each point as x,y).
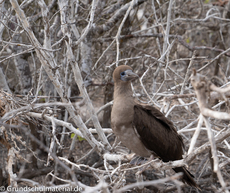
111,65 -> 198,189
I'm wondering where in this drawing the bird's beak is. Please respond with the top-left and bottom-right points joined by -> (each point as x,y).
125,70 -> 139,81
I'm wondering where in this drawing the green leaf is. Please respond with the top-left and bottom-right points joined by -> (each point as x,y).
186,38 -> 190,43
71,129 -> 85,141
70,133 -> 75,139
204,0 -> 209,3
77,135 -> 86,142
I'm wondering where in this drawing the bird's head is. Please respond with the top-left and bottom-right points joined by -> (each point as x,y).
113,65 -> 139,84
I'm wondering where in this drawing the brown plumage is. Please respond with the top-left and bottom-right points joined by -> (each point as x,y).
111,65 -> 199,189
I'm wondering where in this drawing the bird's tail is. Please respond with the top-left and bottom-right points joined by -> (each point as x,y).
173,167 -> 200,190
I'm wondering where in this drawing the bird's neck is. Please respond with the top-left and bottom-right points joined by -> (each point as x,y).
114,82 -> 133,100
112,82 -> 135,125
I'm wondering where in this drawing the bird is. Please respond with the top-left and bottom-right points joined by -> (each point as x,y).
111,65 -> 199,189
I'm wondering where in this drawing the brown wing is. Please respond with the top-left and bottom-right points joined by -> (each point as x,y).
133,104 -> 184,162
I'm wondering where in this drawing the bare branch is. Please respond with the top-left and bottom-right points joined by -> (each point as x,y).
191,70 -> 230,120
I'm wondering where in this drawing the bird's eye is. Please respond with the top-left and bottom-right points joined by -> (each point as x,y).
120,71 -> 126,76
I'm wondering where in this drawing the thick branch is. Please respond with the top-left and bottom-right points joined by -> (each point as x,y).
191,70 -> 230,120
10,0 -> 104,151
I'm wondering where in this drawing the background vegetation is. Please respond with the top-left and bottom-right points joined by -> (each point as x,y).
1,0 -> 230,192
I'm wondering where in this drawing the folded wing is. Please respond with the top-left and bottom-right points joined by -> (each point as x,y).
133,104 -> 184,162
